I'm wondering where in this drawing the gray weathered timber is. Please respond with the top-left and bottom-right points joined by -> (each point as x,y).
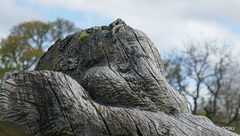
35,19 -> 189,114
0,71 -> 237,136
0,19 -> 238,135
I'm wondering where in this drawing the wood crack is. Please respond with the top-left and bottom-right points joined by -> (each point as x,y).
39,72 -> 75,136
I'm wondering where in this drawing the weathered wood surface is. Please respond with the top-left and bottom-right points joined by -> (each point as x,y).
0,19 -> 238,135
0,71 -> 237,136
35,19 -> 189,114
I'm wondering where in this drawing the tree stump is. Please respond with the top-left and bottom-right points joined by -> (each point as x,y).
0,19 -> 237,136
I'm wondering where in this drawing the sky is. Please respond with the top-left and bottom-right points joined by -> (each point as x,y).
1,0 -> 240,55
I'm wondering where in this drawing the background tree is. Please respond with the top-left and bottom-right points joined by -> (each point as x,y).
203,47 -> 231,120
214,63 -> 240,130
163,55 -> 191,111
0,18 -> 79,84
164,40 -> 230,114
10,21 -> 50,50
0,36 -> 41,72
50,18 -> 80,40
163,55 -> 187,94
163,39 -> 240,133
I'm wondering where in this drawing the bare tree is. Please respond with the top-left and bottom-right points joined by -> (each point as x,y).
164,39 -> 240,133
183,42 -> 212,114
216,63 -> 240,125
163,55 -> 187,94
164,40 -> 232,115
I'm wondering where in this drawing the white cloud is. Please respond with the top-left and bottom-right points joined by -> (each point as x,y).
21,0 -> 240,23
3,0 -> 240,54
0,0 -> 47,39
183,0 -> 240,24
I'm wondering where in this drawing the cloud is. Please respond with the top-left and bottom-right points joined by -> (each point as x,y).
183,0 -> 240,24
4,0 -> 240,54
21,0 -> 240,23
0,0 -> 47,38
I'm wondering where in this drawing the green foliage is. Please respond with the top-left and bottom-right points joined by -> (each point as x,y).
0,36 -> 44,75
0,121 -> 30,136
80,34 -> 89,41
50,18 -> 79,40
0,36 -> 31,73
0,18 -> 79,80
199,111 -> 206,116
20,48 -> 44,62
10,21 -> 50,49
9,18 -> 79,49
64,50 -> 69,56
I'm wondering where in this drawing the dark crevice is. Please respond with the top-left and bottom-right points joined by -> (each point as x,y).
131,30 -> 147,55
146,39 -> 162,72
147,121 -> 153,136
117,35 -> 162,101
108,108 -> 130,135
101,42 -> 145,102
102,74 -> 118,93
165,118 -> 188,135
144,114 -> 161,135
89,100 -> 112,136
12,98 -> 43,108
39,72 -> 75,136
0,90 -> 8,97
136,126 -> 143,136
100,43 -> 112,70
63,75 -> 86,105
63,74 -> 98,119
169,86 -> 188,113
4,80 -> 17,86
143,62 -> 184,113
51,73 -> 72,99
61,74 -> 96,125
72,70 -> 112,136
171,114 -> 207,135
117,36 -> 146,81
125,110 -> 143,136
132,30 -> 160,77
31,129 -> 39,136
179,114 -> 219,135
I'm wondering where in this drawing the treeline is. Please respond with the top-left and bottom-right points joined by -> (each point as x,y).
163,40 -> 240,134
0,18 -> 79,80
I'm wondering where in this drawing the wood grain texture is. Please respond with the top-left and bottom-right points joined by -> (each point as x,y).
0,19 -> 238,135
0,71 -> 237,136
35,19 -> 189,114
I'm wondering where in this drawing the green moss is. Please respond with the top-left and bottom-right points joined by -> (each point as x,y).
80,34 -> 89,41
64,50 -> 68,56
0,121 -> 30,136
199,111 -> 206,116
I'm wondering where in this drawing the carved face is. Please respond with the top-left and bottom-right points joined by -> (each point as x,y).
35,20 -> 189,113
78,27 -> 188,113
